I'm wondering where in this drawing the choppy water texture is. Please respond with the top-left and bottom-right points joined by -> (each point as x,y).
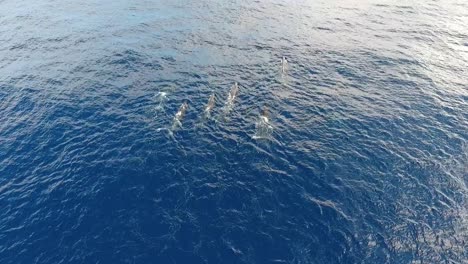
1,0 -> 467,263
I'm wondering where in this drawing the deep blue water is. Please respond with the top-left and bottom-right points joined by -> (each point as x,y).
0,0 -> 467,263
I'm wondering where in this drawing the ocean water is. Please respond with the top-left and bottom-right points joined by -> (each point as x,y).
0,0 -> 467,263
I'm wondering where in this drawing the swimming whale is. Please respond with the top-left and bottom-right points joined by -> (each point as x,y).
260,106 -> 269,123
281,56 -> 288,73
253,106 -> 273,139
172,101 -> 189,130
220,82 -> 239,119
204,94 -> 216,116
226,82 -> 239,106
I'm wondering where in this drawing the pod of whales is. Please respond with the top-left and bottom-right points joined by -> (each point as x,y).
157,57 -> 288,139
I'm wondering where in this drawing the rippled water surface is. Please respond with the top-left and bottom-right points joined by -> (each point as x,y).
1,0 -> 467,263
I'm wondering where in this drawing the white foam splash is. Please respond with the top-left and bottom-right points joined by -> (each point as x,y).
154,91 -> 168,113
253,115 -> 273,140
